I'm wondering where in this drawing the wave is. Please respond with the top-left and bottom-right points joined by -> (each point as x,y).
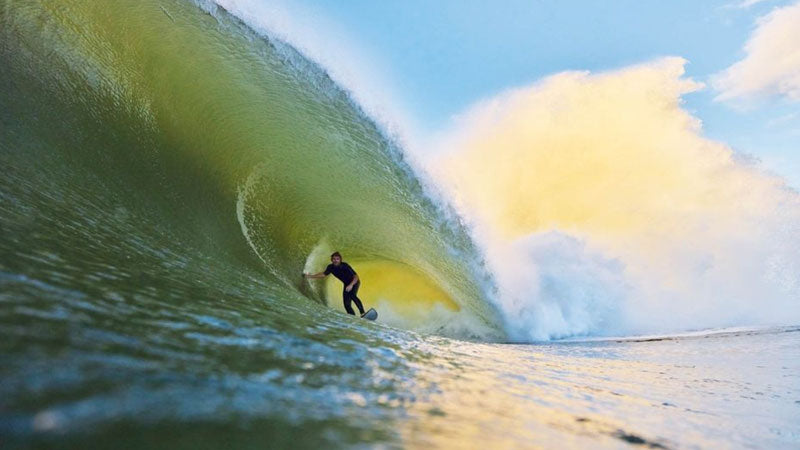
210,3 -> 800,340
3,0 -> 798,343
0,0 -> 503,340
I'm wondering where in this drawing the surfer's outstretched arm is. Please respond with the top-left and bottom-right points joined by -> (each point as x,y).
303,272 -> 327,279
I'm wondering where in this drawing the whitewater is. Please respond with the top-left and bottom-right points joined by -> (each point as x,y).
1,0 -> 799,448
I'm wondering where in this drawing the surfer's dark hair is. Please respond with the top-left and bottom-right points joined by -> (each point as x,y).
331,251 -> 342,259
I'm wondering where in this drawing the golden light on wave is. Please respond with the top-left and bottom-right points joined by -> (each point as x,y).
324,260 -> 460,316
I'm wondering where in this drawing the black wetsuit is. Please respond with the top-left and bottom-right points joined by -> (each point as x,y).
324,262 -> 366,316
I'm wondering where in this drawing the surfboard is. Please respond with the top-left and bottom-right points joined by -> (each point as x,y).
361,308 -> 378,321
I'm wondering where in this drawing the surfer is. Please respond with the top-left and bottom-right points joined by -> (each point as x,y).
304,252 -> 367,317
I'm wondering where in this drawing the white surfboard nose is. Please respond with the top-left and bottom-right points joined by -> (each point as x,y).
361,308 -> 378,320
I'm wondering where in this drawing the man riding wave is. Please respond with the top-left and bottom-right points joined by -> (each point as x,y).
304,251 -> 367,317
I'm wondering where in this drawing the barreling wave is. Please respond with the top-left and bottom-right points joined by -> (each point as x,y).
6,3 -> 800,448
4,0 -> 798,344
0,0 -> 504,340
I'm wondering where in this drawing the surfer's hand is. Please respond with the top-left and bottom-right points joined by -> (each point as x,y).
345,285 -> 352,292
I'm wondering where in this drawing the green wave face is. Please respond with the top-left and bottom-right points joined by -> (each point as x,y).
0,0 -> 503,338
7,3 -> 800,450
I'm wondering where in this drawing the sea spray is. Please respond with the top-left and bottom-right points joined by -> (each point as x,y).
428,58 -> 800,339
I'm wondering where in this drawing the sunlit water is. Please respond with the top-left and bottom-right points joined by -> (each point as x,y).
2,1 -> 799,448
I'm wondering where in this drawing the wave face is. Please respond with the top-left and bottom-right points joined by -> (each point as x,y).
0,0 -> 503,339
2,0 -> 798,349
3,2 -> 800,449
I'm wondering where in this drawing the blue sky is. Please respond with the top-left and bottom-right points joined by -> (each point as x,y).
225,0 -> 800,187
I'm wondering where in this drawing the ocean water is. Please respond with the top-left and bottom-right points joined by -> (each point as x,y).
1,1 -> 799,448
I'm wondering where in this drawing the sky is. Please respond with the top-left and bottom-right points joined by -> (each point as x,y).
219,0 -> 800,188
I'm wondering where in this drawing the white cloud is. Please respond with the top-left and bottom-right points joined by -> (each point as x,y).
714,1 -> 800,101
735,0 -> 770,8
765,111 -> 798,127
